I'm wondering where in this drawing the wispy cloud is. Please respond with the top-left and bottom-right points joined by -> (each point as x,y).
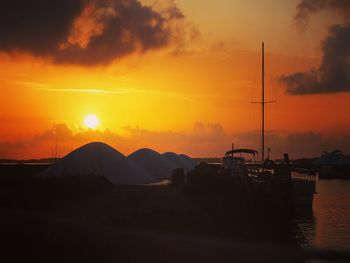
1,77 -> 134,94
33,87 -> 131,94
130,88 -> 192,101
2,76 -> 193,101
1,78 -> 52,89
34,86 -> 192,101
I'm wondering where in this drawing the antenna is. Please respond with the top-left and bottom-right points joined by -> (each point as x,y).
251,42 -> 276,163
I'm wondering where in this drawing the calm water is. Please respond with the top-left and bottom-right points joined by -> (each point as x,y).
297,179 -> 350,251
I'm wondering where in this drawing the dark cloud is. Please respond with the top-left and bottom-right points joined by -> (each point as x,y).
0,0 -> 84,55
295,0 -> 350,27
281,23 -> 350,94
281,0 -> 350,95
0,0 -> 185,65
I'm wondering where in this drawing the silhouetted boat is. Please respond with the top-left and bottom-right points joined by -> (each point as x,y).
191,43 -> 316,207
250,43 -> 316,206
247,43 -> 316,206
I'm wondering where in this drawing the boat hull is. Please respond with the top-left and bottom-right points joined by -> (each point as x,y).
292,179 -> 315,206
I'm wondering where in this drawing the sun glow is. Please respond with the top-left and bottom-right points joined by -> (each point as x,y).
84,114 -> 99,129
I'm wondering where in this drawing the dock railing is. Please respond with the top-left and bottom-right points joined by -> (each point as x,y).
291,166 -> 317,182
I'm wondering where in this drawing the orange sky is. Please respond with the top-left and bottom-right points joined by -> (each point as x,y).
1,0 -> 350,159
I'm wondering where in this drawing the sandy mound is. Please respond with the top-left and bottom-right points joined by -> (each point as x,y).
162,152 -> 194,172
38,142 -> 155,185
128,148 -> 178,179
179,154 -> 198,167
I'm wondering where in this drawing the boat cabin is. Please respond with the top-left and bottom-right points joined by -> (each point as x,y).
221,149 -> 258,177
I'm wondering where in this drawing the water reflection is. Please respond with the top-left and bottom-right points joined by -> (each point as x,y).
296,179 -> 350,250
294,207 -> 316,248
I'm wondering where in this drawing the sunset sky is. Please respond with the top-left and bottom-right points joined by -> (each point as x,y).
1,0 -> 350,159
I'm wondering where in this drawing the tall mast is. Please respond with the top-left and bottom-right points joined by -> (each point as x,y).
251,43 -> 275,163
262,42 -> 265,163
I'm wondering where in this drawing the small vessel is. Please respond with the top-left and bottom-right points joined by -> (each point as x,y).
220,147 -> 316,207
188,43 -> 316,207
221,43 -> 316,206
221,148 -> 258,177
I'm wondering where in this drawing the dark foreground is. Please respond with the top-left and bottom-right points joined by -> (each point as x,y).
1,164 -> 307,263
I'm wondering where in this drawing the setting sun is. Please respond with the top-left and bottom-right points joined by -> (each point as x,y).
84,114 -> 99,129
